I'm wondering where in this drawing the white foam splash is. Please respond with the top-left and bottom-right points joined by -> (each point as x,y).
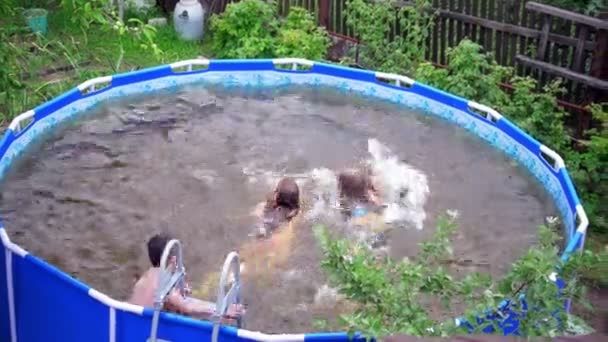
306,167 -> 339,220
367,138 -> 430,229
242,139 -> 430,230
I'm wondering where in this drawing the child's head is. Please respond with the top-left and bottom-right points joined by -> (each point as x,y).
338,170 -> 374,202
274,177 -> 300,210
147,233 -> 171,267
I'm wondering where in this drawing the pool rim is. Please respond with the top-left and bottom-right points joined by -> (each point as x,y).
0,57 -> 589,341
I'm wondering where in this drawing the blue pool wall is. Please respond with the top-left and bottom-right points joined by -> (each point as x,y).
0,58 -> 589,342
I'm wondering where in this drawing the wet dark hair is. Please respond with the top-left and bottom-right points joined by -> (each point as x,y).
274,178 -> 300,211
338,172 -> 372,202
147,233 -> 171,267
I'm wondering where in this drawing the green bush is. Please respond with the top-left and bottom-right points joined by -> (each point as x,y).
343,0 -> 434,74
275,7 -> 330,61
209,0 -> 279,59
314,215 -> 606,338
415,39 -> 607,235
415,40 -> 510,107
208,0 -> 330,60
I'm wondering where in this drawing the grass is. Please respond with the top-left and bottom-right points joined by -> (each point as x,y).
1,4 -> 213,126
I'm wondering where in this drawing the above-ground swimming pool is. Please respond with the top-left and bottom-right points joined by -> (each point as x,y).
0,58 -> 588,342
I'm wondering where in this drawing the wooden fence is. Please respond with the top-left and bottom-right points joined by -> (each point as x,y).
206,1 -> 606,129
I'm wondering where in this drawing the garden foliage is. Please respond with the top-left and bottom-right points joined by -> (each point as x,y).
343,0 -> 606,235
415,40 -> 607,235
315,215 -> 606,338
209,0 -> 329,60
343,0 -> 434,74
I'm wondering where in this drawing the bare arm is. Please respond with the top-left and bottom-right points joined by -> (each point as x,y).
165,290 -> 244,322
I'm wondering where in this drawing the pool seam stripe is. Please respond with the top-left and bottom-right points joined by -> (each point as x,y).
109,307 -> 116,342
1,228 -> 21,342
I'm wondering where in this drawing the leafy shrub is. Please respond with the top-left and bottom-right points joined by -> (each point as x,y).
415,39 -> 607,235
314,215 -> 606,338
209,0 -> 279,59
415,40 -> 510,108
275,7 -> 330,60
344,0 -> 434,74
502,77 -> 570,151
209,0 -> 329,60
565,104 -> 608,235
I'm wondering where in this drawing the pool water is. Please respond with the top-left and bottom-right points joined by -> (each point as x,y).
0,84 -> 556,332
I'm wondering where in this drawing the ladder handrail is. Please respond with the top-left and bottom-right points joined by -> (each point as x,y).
212,251 -> 243,342
147,241 -> 243,342
149,239 -> 186,342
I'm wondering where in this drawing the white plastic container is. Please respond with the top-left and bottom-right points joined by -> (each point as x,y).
173,0 -> 205,41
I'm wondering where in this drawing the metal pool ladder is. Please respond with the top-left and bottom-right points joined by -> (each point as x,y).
147,240 -> 243,342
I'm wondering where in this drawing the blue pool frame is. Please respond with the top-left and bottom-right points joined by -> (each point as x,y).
0,58 -> 589,342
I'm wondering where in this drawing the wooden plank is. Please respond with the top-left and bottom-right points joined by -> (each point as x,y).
550,18 -> 563,67
479,0 -> 487,50
435,10 -> 596,50
516,0 -> 528,75
560,20 -> 573,69
448,0 -> 456,48
526,1 -> 608,30
558,19 -> 576,103
337,0 -> 344,36
516,55 -> 608,89
471,0 -> 479,42
572,24 -> 590,73
432,0 -> 439,62
440,0 -> 448,64
590,29 -> 608,84
495,0 -> 505,64
457,0 -> 464,41
464,0 -> 471,38
508,0 -> 521,67
586,27 -> 608,126
318,0 -> 330,28
500,0 -> 510,65
486,0 -> 494,51
536,14 -> 552,61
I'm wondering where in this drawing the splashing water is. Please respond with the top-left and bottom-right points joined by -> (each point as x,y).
306,167 -> 339,221
243,139 -> 430,230
367,138 -> 430,229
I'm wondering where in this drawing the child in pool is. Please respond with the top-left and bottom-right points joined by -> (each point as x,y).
196,178 -> 302,297
255,177 -> 300,237
128,233 -> 245,321
337,167 -> 383,216
337,167 -> 391,251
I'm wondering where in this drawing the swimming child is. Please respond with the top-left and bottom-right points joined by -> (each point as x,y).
337,167 -> 391,253
196,178 -> 302,297
337,167 -> 383,217
256,177 -> 300,237
129,233 -> 244,321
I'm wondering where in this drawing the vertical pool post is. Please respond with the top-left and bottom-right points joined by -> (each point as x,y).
1,228 -> 27,342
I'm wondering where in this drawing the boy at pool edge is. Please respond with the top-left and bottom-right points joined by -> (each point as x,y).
128,233 -> 245,322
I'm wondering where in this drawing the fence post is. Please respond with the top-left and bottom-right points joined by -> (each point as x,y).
589,19 -> 608,103
536,13 -> 552,61
318,0 -> 331,29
